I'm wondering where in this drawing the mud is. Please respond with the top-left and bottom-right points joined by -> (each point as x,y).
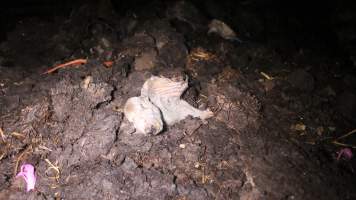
1,1 -> 356,200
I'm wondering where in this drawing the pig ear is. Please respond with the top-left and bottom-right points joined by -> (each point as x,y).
143,76 -> 188,98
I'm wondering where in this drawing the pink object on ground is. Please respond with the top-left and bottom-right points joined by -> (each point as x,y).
16,164 -> 36,192
337,148 -> 353,161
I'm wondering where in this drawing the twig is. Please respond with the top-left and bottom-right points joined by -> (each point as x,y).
227,102 -> 233,121
10,132 -> 25,139
260,71 -> 274,80
336,128 -> 356,141
331,128 -> 356,148
199,94 -> 208,99
0,128 -> 5,142
42,58 -> 87,74
45,159 -> 60,182
0,143 -> 11,161
38,145 -> 53,152
14,145 -> 33,177
332,141 -> 356,149
202,165 -> 206,184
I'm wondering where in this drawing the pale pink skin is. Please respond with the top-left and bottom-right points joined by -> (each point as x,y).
16,164 -> 36,192
337,148 -> 353,161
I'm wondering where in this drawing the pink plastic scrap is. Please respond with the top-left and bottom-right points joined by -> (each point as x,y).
16,164 -> 36,192
336,148 -> 353,161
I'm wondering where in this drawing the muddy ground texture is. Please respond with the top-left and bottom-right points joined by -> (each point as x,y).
1,1 -> 356,199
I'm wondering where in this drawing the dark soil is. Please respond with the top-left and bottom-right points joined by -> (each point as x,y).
1,0 -> 356,199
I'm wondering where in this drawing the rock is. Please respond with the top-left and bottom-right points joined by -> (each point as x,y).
71,113 -> 120,164
343,74 -> 356,90
134,50 -> 157,71
208,19 -> 240,41
207,83 -> 260,132
139,20 -> 188,68
158,41 -> 188,68
288,69 -> 315,92
336,92 -> 356,122
166,0 -> 208,30
261,79 -> 276,92
121,157 -> 138,172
